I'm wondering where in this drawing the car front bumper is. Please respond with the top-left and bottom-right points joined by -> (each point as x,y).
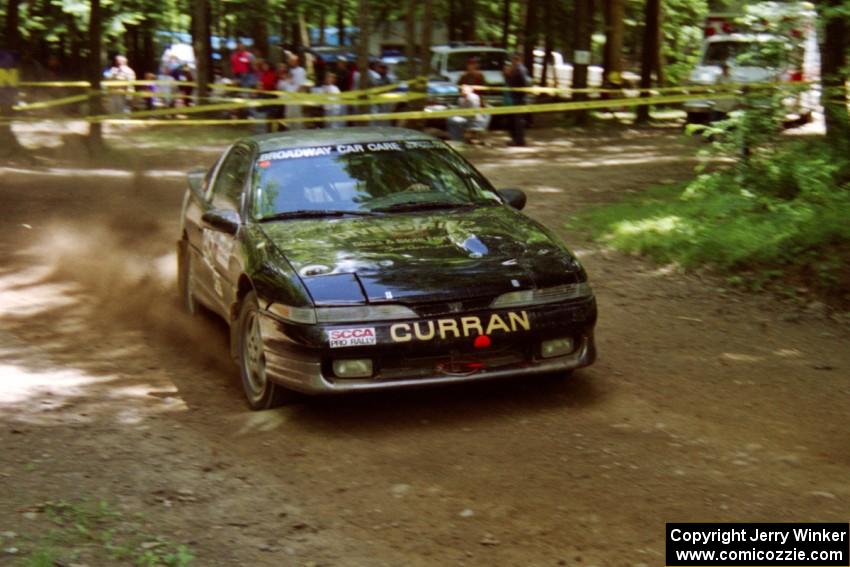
256,299 -> 597,395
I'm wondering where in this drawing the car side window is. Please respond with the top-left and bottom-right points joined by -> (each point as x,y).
210,146 -> 252,210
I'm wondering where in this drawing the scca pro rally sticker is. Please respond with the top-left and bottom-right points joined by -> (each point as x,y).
328,327 -> 377,348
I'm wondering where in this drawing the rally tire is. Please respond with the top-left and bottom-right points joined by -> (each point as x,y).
236,290 -> 292,410
551,370 -> 574,380
177,239 -> 198,315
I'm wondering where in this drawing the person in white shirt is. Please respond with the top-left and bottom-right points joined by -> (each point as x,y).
317,72 -> 345,128
277,64 -> 304,130
288,55 -> 307,91
106,55 -> 136,114
448,85 -> 490,143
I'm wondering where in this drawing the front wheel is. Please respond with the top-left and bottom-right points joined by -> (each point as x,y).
237,290 -> 292,410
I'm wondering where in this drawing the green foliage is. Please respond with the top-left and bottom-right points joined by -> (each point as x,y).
16,499 -> 194,567
573,136 -> 850,298
660,0 -> 709,84
577,25 -> 850,301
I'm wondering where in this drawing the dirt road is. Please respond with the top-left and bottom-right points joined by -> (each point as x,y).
1,125 -> 848,566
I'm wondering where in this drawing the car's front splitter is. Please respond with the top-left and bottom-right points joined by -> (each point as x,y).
255,300 -> 597,395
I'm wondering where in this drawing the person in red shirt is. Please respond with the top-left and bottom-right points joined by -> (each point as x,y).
258,60 -> 277,91
230,43 -> 254,87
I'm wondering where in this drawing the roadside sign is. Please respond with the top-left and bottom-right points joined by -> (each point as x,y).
0,50 -> 19,105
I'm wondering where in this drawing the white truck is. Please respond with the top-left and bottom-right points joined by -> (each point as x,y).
684,1 -> 820,124
532,49 -> 605,90
430,44 -> 509,86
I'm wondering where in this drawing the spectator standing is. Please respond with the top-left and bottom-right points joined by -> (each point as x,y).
335,58 -> 352,91
501,63 -> 514,106
318,72 -> 344,128
277,65 -> 305,130
142,72 -> 158,110
230,43 -> 255,88
171,63 -> 194,107
258,60 -> 277,92
105,55 -> 136,114
288,55 -> 307,91
506,53 -> 529,146
457,58 -> 485,87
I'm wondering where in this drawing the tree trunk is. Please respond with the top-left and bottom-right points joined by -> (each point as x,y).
338,0 -> 346,46
460,0 -> 476,41
319,6 -> 326,45
571,0 -> 592,124
515,0 -> 529,57
127,25 -> 139,72
288,0 -> 301,53
540,0 -> 554,86
501,0 -> 511,49
420,0 -> 433,79
88,0 -> 104,149
635,0 -> 660,124
602,0 -> 624,86
522,0 -> 537,73
142,23 -> 155,76
356,0 -> 369,90
253,0 -> 270,57
405,0 -> 417,77
0,52 -> 22,157
448,0 -> 457,42
820,0 -> 849,146
5,0 -> 21,53
192,0 -> 210,99
69,14 -> 84,78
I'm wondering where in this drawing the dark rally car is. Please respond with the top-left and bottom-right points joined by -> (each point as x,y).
177,127 -> 597,409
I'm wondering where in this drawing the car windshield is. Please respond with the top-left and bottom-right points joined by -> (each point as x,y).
702,40 -> 783,67
446,51 -> 507,72
251,140 -> 501,219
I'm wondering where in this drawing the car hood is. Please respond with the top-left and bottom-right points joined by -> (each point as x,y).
258,206 -> 583,305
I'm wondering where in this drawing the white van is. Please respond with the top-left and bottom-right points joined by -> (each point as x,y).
684,2 -> 819,124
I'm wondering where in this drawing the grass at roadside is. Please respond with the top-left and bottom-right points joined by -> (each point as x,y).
5,500 -> 193,567
571,141 -> 850,308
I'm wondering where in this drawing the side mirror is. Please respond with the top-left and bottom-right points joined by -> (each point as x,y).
497,188 -> 527,211
201,209 -> 241,235
187,167 -> 207,198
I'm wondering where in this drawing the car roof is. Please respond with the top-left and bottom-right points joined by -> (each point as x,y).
248,127 -> 438,152
431,45 -> 509,54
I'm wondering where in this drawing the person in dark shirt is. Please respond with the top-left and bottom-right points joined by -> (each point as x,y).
458,58 -> 485,86
506,53 -> 529,146
335,57 -> 352,91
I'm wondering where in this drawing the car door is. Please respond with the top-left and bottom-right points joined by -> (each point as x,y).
200,143 -> 253,317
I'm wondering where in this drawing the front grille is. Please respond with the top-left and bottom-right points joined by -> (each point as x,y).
411,297 -> 495,318
377,347 -> 528,381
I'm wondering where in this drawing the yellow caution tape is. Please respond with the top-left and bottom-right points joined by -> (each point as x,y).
12,92 -> 94,111
87,90 -> 429,122
16,76 -> 429,99
90,91 -> 739,127
6,84 -> 828,126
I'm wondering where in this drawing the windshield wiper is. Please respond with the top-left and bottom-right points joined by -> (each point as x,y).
258,210 -> 380,222
371,201 -> 475,213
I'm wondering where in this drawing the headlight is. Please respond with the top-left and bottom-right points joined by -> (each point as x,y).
268,303 -> 317,324
316,305 -> 417,323
491,282 -> 593,309
268,303 -> 417,324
